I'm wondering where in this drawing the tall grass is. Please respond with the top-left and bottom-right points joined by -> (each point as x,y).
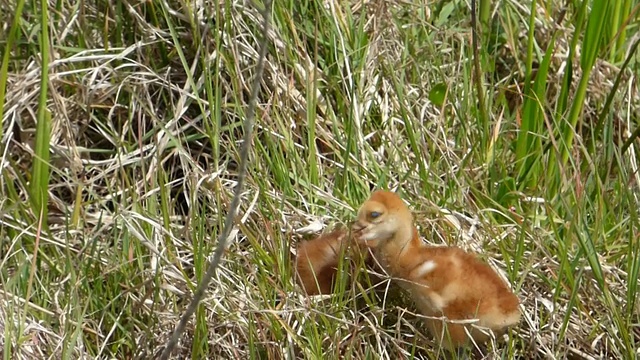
0,0 -> 639,358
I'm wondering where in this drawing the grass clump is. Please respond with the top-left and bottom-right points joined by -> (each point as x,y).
1,0 -> 639,358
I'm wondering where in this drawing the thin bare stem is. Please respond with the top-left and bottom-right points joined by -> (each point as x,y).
158,2 -> 272,358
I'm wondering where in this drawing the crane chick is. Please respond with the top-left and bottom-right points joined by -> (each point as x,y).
352,190 -> 521,350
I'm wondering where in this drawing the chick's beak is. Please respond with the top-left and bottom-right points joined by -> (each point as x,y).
350,219 -> 366,233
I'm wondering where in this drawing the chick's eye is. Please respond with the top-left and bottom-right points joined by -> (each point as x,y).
369,211 -> 381,219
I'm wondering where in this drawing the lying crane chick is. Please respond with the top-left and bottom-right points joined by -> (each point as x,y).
352,190 -> 521,349
295,228 -> 369,295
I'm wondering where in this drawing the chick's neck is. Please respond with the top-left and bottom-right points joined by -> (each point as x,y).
378,217 -> 422,264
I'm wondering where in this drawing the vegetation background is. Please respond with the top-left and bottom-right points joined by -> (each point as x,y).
1,0 -> 639,358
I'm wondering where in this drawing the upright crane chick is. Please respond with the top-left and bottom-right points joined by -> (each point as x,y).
352,190 -> 521,349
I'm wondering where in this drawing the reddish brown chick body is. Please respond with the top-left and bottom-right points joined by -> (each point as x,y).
294,229 -> 352,295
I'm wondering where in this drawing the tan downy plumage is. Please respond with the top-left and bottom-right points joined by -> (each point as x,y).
352,190 -> 521,349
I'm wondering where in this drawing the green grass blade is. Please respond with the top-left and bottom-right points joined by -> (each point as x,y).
30,0 -> 52,229
559,1 -> 608,168
515,26 -> 555,191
